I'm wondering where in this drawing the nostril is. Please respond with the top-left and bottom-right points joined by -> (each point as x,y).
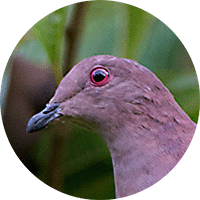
42,103 -> 60,114
43,110 -> 51,114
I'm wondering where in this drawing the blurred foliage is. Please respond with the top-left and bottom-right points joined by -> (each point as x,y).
16,1 -> 199,123
3,1 -> 199,199
19,7 -> 68,84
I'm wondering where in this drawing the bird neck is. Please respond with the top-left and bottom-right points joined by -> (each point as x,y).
102,120 -> 195,198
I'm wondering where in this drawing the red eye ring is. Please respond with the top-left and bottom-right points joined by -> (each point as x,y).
90,67 -> 109,86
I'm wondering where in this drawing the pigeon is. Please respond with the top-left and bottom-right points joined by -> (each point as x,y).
27,55 -> 196,198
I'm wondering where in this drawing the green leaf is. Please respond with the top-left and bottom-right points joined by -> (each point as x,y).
31,7 -> 68,84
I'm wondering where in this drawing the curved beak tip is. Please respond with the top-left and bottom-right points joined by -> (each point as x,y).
26,102 -> 62,134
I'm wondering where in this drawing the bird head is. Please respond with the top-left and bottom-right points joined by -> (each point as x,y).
27,55 -> 174,136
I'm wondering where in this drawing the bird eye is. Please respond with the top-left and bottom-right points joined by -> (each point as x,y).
90,67 -> 109,86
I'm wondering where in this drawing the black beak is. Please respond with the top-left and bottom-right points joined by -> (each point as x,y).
26,102 -> 62,133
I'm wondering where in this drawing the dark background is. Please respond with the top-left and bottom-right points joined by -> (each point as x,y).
1,1 -> 199,199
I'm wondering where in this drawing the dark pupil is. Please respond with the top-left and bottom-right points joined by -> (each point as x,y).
93,70 -> 106,82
